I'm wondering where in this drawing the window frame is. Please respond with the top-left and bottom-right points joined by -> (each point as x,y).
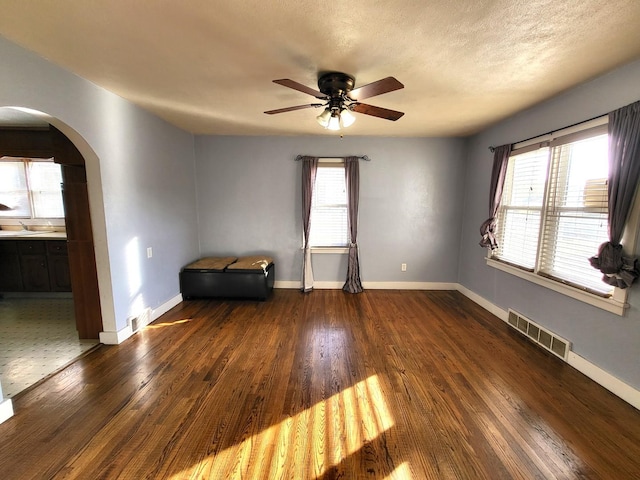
305,158 -> 350,254
486,116 -> 638,316
0,156 -> 65,223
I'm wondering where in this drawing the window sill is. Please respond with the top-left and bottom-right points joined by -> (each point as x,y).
307,247 -> 349,254
486,257 -> 628,316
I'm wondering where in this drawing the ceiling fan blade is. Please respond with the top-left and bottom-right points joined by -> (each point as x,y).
348,77 -> 404,101
264,103 -> 323,115
351,103 -> 405,121
273,79 -> 325,98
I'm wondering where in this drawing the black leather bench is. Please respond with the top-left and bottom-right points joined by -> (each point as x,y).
180,255 -> 275,300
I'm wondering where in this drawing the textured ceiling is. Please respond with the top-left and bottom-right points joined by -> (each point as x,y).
1,1 -> 640,136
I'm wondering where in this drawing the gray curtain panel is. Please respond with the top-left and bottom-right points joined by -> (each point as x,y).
479,144 -> 511,250
301,156 -> 318,292
343,156 -> 363,293
589,100 -> 640,288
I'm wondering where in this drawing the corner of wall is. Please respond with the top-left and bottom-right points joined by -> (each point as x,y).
0,397 -> 14,424
98,293 -> 183,345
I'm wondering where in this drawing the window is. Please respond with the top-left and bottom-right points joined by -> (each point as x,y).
0,157 -> 64,219
493,122 -> 612,296
308,161 -> 349,248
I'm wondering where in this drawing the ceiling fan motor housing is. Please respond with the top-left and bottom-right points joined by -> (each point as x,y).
317,72 -> 355,98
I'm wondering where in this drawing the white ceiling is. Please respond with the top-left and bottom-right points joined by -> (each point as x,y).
1,1 -> 640,137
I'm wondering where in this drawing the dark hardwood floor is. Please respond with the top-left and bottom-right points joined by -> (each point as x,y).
1,290 -> 639,479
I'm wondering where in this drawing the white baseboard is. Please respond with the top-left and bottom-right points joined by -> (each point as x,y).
274,281 -> 344,290
0,397 -> 14,424
151,294 -> 182,322
363,281 -> 457,290
99,325 -> 133,345
313,281 -> 344,289
456,284 -> 509,321
567,352 -> 640,410
274,281 -> 301,289
456,283 -> 639,410
273,281 -> 458,291
99,294 -> 183,345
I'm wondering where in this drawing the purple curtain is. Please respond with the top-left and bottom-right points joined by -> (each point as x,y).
301,156 -> 318,292
589,101 -> 640,288
343,157 -> 363,293
479,144 -> 511,250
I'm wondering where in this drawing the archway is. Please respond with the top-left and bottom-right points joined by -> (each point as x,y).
0,108 -> 109,338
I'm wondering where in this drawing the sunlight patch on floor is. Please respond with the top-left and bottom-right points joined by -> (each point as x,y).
173,374 -> 400,479
144,318 -> 192,330
385,462 -> 412,479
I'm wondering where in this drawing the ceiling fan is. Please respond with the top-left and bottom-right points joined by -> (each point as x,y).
264,72 -> 404,130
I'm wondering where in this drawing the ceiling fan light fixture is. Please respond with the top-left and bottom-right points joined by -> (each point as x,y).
340,108 -> 356,128
316,108 -> 331,127
327,111 -> 341,131
268,72 -> 405,130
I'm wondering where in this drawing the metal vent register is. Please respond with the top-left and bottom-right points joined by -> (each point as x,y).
507,309 -> 570,360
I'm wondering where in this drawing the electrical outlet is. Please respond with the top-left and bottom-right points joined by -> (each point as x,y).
401,263 -> 407,272
147,247 -> 153,258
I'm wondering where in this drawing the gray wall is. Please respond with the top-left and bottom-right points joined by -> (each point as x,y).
0,35 -> 199,332
194,136 -> 466,284
459,59 -> 640,389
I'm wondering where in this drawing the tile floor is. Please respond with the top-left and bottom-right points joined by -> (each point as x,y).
0,297 -> 98,398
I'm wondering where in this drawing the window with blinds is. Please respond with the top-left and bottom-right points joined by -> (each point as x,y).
493,123 -> 612,296
0,160 -> 31,217
0,157 -> 64,219
308,162 -> 349,247
495,146 -> 549,270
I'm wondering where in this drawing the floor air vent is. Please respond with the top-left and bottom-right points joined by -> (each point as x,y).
507,309 -> 570,361
130,308 -> 152,333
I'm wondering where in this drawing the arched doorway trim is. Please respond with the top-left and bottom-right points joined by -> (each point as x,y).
0,106 -> 116,335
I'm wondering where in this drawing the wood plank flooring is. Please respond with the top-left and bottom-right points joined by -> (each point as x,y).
1,290 -> 639,479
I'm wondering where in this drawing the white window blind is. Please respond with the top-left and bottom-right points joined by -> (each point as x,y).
495,146 -> 549,270
539,132 -> 609,292
0,160 -> 31,217
28,161 -> 65,218
309,163 -> 349,247
493,123 -> 613,296
0,157 -> 64,219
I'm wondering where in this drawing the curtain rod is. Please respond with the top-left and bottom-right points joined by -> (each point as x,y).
487,112 -> 609,153
295,155 -> 371,161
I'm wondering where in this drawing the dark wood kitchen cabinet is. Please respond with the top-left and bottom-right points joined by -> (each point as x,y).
47,240 -> 71,291
0,241 -> 23,291
0,239 -> 71,292
18,240 -> 50,291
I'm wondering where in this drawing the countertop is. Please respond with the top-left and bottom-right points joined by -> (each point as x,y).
0,231 -> 67,240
